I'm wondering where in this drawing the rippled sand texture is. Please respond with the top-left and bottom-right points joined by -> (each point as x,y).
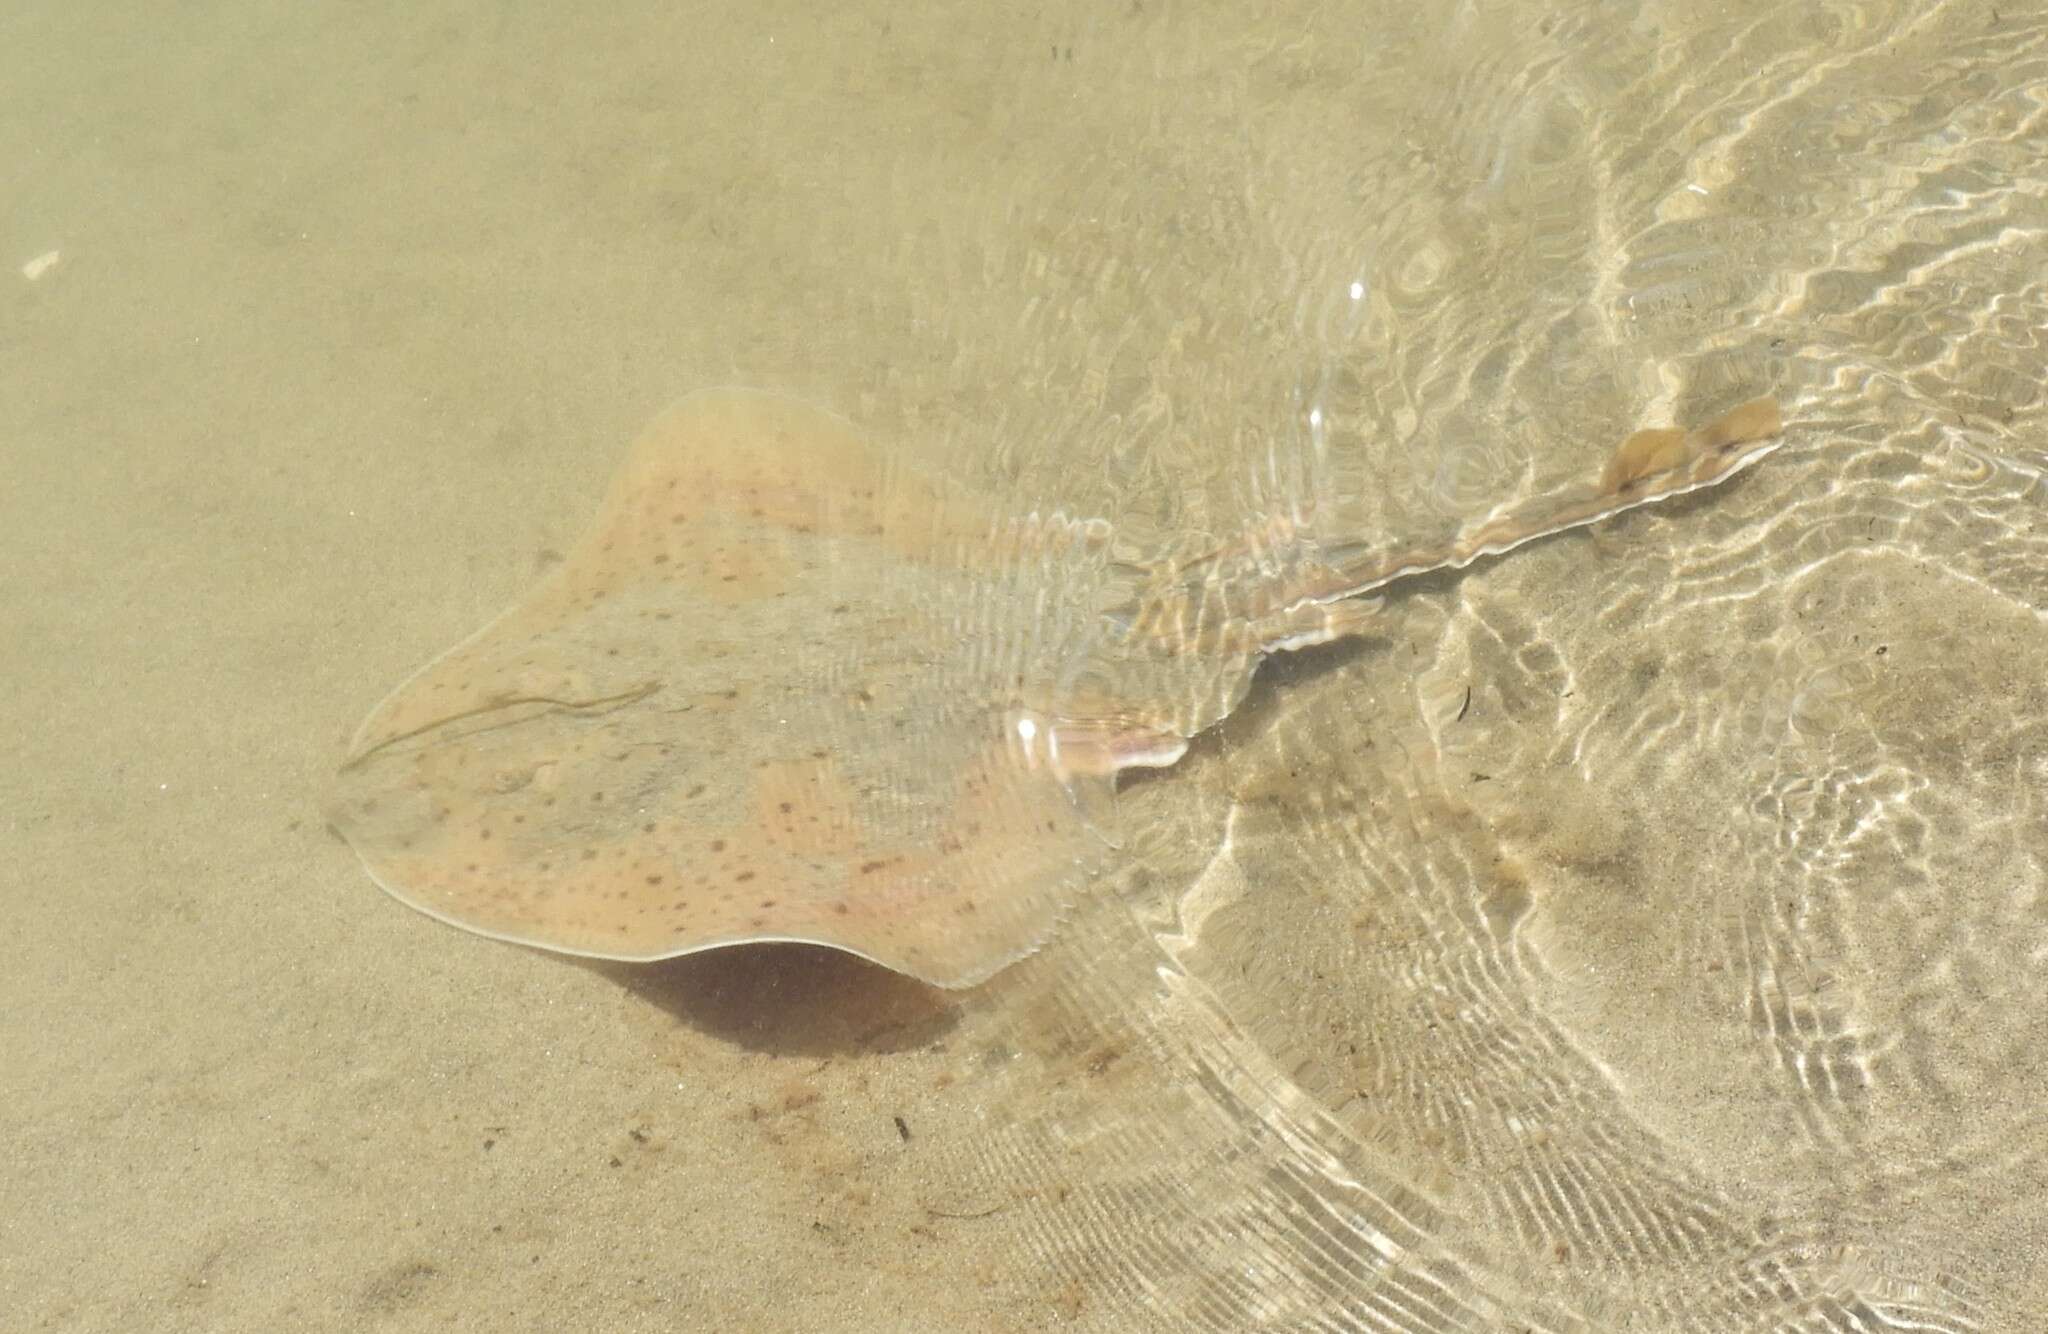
899,6 -> 2048,1329
7,0 -> 2048,1330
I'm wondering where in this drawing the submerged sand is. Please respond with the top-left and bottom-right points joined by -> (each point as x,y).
5,1 -> 2044,1330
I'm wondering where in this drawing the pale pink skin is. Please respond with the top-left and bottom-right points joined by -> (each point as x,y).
1014,396 -> 1784,784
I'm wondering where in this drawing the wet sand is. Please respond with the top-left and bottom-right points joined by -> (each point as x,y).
1,5 -> 1035,1329
6,1 -> 2045,1330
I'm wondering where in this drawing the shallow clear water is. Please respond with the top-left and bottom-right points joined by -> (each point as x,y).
4,1 -> 2043,1329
